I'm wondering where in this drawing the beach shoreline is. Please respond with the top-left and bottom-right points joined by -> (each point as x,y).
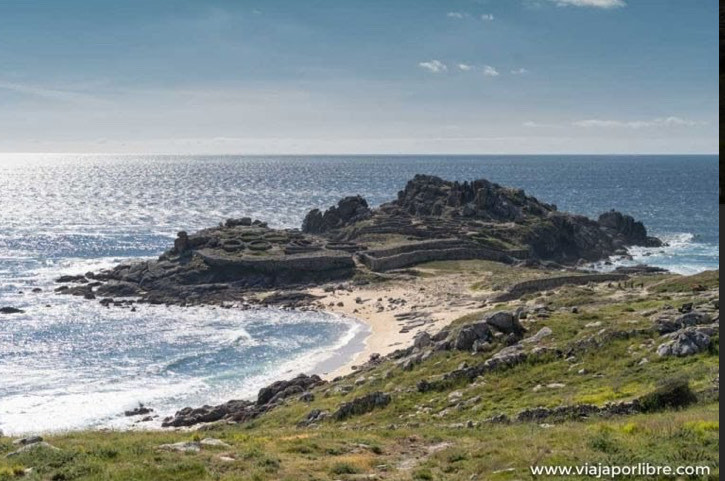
307,268 -> 489,379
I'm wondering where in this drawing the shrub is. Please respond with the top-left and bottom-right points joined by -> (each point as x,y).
639,377 -> 697,413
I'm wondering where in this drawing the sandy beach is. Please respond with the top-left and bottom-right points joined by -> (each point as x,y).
309,268 -> 489,379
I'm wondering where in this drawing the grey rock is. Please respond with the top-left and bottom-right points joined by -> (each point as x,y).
332,391 -> 391,421
485,311 -> 525,335
454,322 -> 492,351
657,328 -> 712,357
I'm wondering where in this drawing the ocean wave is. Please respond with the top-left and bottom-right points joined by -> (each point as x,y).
591,232 -> 718,275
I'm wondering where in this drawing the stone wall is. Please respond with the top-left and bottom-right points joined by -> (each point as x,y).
197,249 -> 355,276
494,273 -> 629,301
358,246 -> 515,272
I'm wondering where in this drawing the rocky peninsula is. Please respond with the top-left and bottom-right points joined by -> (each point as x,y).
54,174 -> 662,307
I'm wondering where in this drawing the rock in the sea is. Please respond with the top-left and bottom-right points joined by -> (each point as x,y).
0,307 -> 24,314
598,210 -> 662,247
657,328 -> 712,357
124,404 -> 153,416
162,373 -> 326,428
332,391 -> 391,421
96,281 -> 142,298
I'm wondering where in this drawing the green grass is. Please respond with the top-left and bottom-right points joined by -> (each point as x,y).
1,268 -> 719,481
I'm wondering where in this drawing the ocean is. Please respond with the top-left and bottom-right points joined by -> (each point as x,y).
0,154 -> 718,435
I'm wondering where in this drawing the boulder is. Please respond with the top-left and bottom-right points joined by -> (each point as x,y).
657,328 -> 712,357
453,322 -> 492,351
257,374 -> 325,406
298,409 -> 328,427
523,326 -> 553,344
413,331 -> 432,349
485,311 -> 525,336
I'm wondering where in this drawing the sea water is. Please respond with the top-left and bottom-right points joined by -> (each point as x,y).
0,154 -> 718,434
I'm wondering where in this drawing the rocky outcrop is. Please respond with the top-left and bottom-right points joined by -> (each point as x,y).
332,391 -> 391,421
598,210 -> 661,247
654,311 -> 713,334
484,311 -> 525,336
59,174 -> 662,306
657,327 -> 715,357
302,196 -> 372,234
162,374 -> 326,428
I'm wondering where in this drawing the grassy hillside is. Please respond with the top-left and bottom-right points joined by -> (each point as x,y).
1,266 -> 719,481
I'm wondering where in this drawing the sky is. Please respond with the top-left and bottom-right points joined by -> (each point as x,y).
0,0 -> 718,154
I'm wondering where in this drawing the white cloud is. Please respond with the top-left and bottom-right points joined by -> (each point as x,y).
573,116 -> 703,129
482,65 -> 500,77
550,0 -> 626,8
481,14 -> 495,21
511,68 -> 529,75
446,11 -> 468,19
457,63 -> 473,71
418,60 -> 448,73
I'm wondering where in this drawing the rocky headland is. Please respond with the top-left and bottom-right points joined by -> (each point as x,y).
53,174 -> 663,307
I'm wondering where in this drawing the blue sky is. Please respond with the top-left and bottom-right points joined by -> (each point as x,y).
0,0 -> 718,154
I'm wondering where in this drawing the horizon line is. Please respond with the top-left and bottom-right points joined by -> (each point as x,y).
0,152 -> 719,157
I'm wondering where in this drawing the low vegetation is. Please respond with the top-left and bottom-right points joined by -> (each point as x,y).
1,266 -> 719,480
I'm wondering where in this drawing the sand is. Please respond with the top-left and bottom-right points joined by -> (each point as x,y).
307,270 -> 489,379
